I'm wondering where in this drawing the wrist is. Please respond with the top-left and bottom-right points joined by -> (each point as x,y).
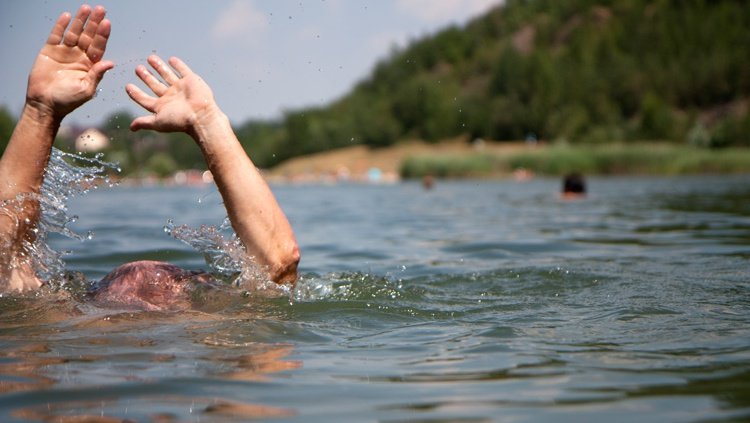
22,101 -> 64,130
189,104 -> 229,143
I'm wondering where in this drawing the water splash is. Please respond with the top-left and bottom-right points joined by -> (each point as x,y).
2,147 -> 286,298
1,148 -> 118,289
164,219 -> 288,296
291,272 -> 405,303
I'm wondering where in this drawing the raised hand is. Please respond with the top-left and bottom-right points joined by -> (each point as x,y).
1,4 -> 114,292
126,55 -> 219,136
26,4 -> 114,119
126,55 -> 300,284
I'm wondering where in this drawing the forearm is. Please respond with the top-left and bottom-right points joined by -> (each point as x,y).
0,104 -> 60,201
0,104 -> 58,291
0,104 -> 60,241
191,109 -> 299,283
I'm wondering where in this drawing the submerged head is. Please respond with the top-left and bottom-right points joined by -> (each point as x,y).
88,260 -> 213,311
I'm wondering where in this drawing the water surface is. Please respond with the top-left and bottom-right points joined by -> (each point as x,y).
1,175 -> 749,422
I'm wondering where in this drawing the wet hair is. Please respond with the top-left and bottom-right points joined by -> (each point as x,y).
562,173 -> 586,194
88,260 -> 212,311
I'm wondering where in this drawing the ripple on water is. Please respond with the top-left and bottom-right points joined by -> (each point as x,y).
2,175 -> 750,422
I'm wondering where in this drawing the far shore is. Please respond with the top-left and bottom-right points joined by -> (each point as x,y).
264,138 -> 538,184
265,138 -> 750,183
110,139 -> 750,186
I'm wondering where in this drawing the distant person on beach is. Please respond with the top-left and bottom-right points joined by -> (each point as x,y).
0,5 -> 299,308
561,173 -> 586,199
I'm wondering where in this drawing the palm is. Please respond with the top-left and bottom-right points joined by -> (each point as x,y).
127,56 -> 218,134
26,5 -> 112,118
28,46 -> 98,114
156,76 -> 214,129
149,90 -> 194,132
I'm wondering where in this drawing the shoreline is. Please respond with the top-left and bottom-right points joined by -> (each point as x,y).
109,140 -> 750,186
264,138 -> 535,184
265,139 -> 750,183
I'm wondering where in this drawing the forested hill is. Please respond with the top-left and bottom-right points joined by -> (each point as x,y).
5,0 -> 746,173
233,0 -> 749,168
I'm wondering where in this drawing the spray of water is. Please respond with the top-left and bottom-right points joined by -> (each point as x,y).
1,147 -> 288,297
164,218 -> 290,296
0,148 -> 118,289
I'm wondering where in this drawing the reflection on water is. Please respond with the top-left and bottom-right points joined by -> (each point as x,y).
1,173 -> 750,422
0,304 -> 300,421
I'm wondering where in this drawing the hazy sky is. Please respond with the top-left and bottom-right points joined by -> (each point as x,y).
0,0 -> 501,127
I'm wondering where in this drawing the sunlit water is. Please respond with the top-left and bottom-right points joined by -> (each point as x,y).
1,155 -> 749,422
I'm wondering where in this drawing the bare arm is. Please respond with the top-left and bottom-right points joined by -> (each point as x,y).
0,5 -> 113,292
126,56 -> 300,284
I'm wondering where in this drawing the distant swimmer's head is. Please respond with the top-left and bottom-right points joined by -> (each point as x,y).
562,173 -> 586,199
88,260 -> 213,311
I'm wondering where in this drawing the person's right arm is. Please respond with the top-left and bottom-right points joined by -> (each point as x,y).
126,56 -> 300,284
0,5 -> 113,291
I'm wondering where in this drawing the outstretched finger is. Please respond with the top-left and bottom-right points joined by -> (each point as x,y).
86,17 -> 111,62
148,55 -> 180,85
168,56 -> 193,77
135,64 -> 168,96
79,5 -> 107,53
63,5 -> 91,47
125,83 -> 157,113
47,11 -> 72,45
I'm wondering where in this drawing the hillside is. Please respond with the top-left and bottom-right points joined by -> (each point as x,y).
5,0 -> 747,178
237,0 -> 749,170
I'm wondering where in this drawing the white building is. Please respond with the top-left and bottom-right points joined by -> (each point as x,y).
75,128 -> 109,153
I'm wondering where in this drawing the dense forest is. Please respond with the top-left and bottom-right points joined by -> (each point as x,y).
1,0 -> 748,176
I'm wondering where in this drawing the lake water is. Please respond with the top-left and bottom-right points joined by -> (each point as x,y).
1,174 -> 749,422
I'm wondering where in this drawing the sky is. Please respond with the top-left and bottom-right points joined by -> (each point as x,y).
0,0 -> 502,127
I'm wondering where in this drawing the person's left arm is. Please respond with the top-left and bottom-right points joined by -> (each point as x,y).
126,56 -> 300,284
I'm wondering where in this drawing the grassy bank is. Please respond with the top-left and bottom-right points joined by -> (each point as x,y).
400,143 -> 750,178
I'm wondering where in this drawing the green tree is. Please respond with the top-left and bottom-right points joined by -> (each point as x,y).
146,152 -> 178,178
99,110 -> 138,174
639,92 -> 674,140
219,0 -> 750,163
0,106 -> 16,154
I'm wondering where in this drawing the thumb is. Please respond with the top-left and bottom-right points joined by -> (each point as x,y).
89,60 -> 114,85
130,115 -> 157,132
